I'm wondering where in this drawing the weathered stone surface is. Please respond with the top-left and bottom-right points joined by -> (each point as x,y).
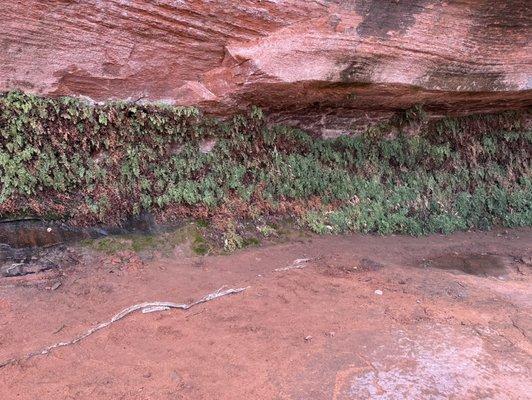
1,0 -> 531,133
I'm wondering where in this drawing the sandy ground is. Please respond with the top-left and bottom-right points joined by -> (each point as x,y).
0,228 -> 531,399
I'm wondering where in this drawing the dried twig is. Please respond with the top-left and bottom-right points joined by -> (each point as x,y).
511,318 -> 528,339
185,309 -> 206,319
0,286 -> 247,368
275,258 -> 312,272
52,324 -> 66,335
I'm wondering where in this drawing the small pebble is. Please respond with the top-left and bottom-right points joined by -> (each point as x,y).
374,289 -> 383,295
304,335 -> 312,342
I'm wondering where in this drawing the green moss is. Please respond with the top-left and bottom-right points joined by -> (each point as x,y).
89,237 -> 131,254
191,232 -> 210,255
196,219 -> 210,228
192,243 -> 209,256
82,224 -> 213,255
242,237 -> 261,247
130,234 -> 157,252
0,91 -> 530,237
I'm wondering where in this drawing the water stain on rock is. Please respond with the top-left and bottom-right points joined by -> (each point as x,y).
422,253 -> 507,277
0,219 -> 98,248
0,244 -> 79,278
352,0 -> 433,38
0,212 -> 157,249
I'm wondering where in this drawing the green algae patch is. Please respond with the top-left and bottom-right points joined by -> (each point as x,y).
81,223 -> 213,257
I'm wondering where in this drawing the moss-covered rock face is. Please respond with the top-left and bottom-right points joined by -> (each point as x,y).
0,91 -> 531,236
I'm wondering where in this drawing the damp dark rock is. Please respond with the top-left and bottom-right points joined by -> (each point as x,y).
0,220 -> 93,248
423,253 -> 508,277
0,244 -> 79,278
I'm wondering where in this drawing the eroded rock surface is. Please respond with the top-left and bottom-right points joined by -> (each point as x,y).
1,0 -> 531,133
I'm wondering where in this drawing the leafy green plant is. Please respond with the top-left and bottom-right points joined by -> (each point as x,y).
223,222 -> 244,252
0,91 -> 530,238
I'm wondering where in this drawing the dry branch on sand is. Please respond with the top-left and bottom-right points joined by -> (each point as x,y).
0,286 -> 247,368
275,258 -> 313,271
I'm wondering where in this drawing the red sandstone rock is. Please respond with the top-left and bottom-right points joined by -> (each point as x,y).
1,0 -> 531,133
